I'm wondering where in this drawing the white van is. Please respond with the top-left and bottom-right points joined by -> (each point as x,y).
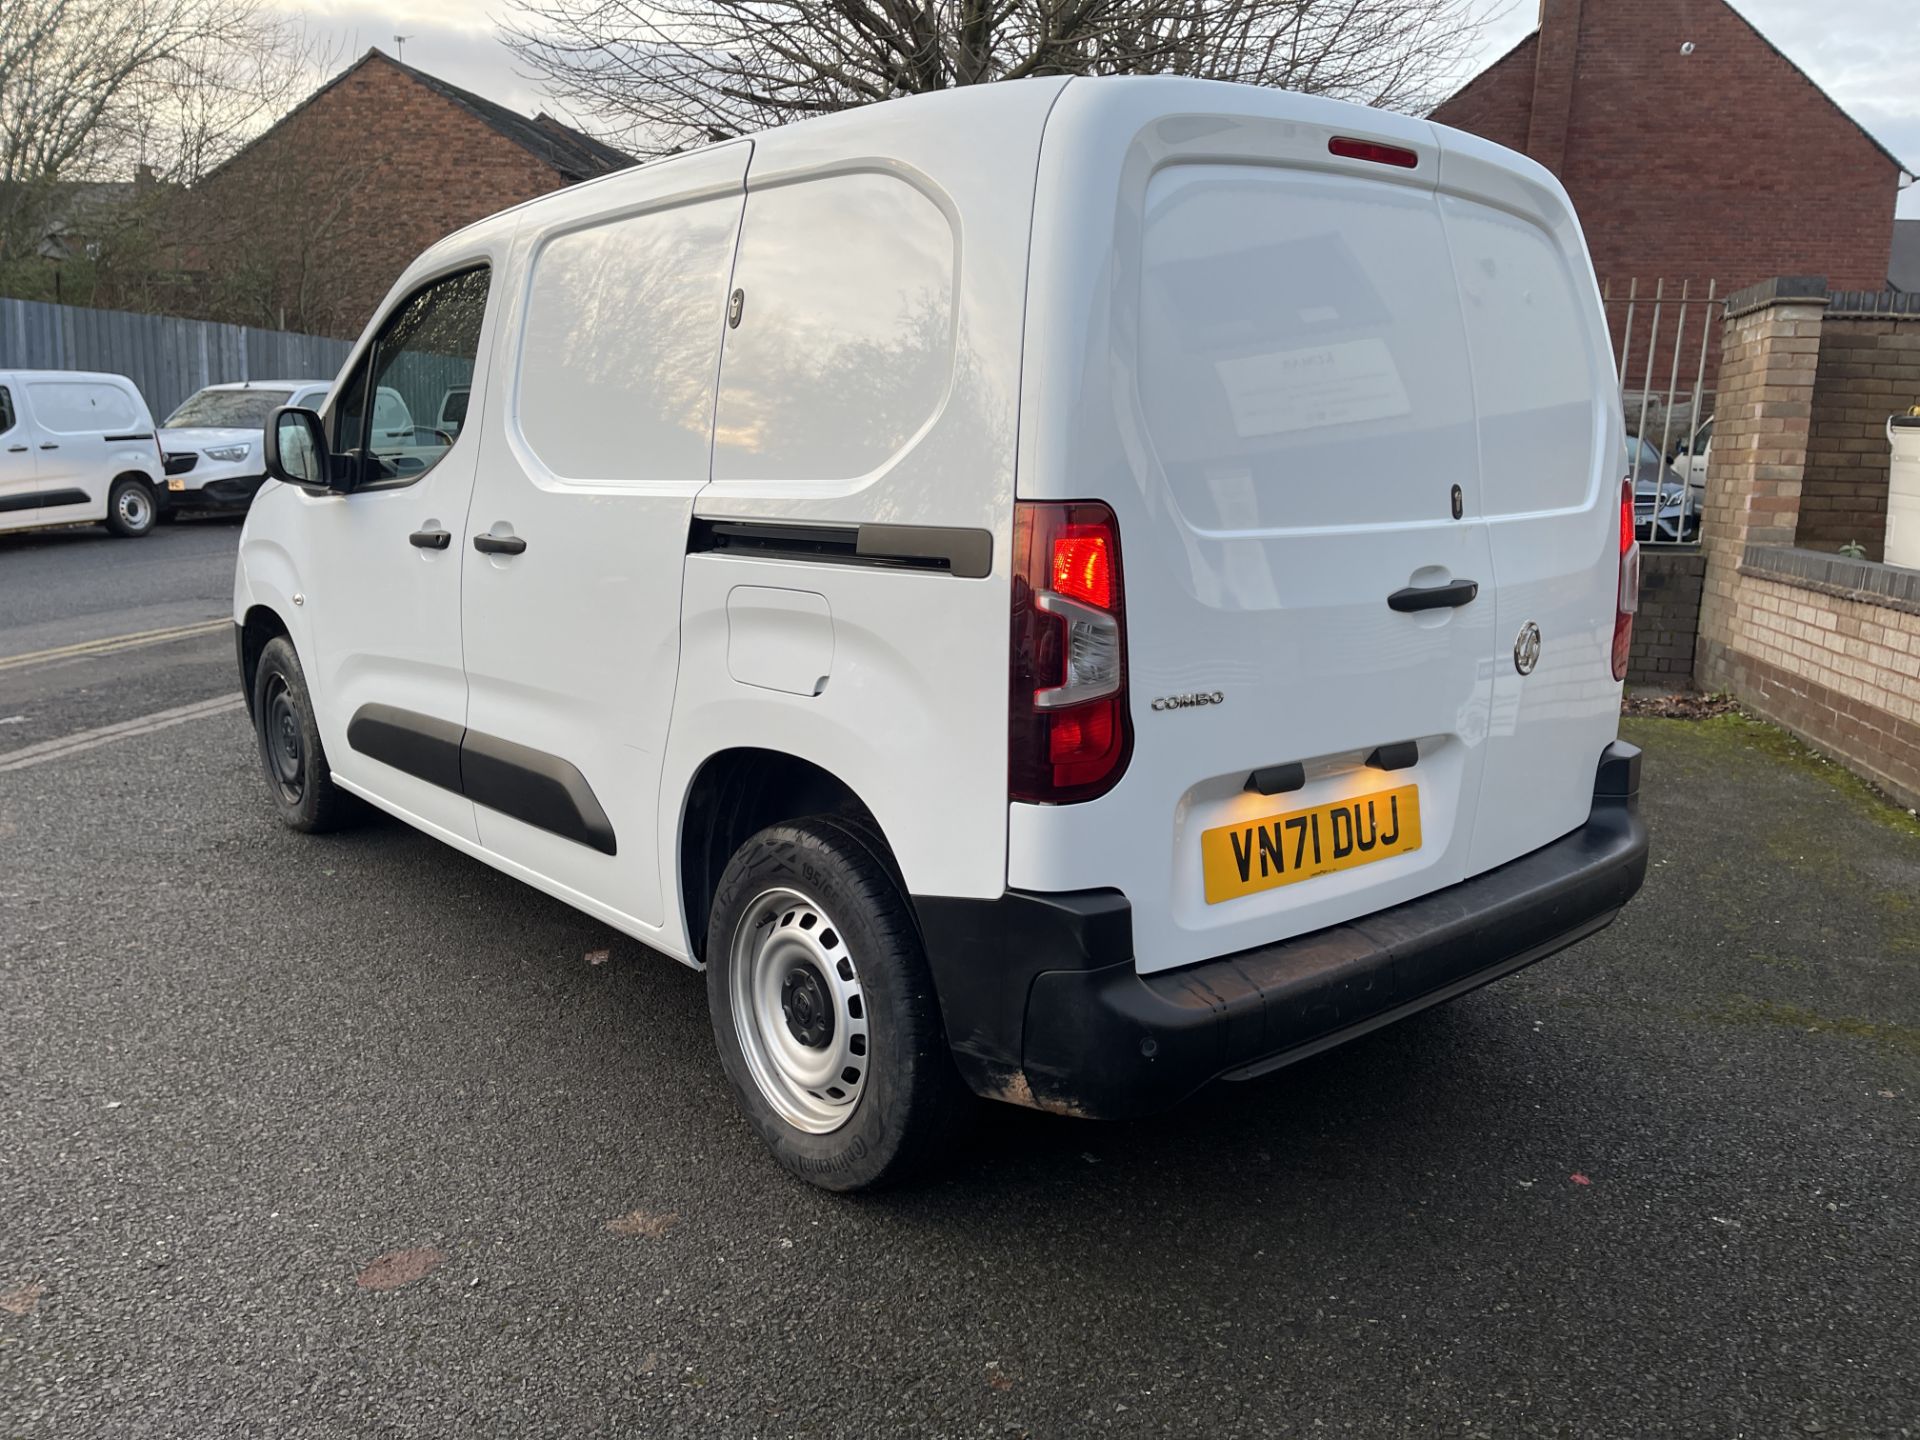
236,77 -> 1648,1190
0,370 -> 165,537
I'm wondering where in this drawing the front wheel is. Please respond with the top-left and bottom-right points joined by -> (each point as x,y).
251,635 -> 358,833
102,477 -> 156,538
706,817 -> 965,1191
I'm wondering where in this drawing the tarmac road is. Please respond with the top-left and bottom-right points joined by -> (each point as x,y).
2,519 -> 1917,1437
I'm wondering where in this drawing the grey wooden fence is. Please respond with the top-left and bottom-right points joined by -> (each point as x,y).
0,299 -> 351,425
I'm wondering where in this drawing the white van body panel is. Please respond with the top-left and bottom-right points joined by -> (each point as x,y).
662,79 -> 1072,943
243,228 -> 516,847
1008,79 -> 1624,974
460,140 -> 753,939
0,370 -> 161,532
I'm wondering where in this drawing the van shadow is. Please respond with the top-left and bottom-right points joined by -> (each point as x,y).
319,812 -> 1583,1232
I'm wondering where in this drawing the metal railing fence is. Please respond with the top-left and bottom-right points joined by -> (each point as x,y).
1604,278 -> 1725,547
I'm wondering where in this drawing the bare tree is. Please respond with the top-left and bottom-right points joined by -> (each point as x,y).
503,0 -> 1491,157
0,0 -> 327,272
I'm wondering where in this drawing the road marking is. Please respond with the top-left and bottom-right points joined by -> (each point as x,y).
0,695 -> 245,773
0,618 -> 229,673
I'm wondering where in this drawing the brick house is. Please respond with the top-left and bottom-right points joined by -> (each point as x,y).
1432,0 -> 1911,299
178,49 -> 631,337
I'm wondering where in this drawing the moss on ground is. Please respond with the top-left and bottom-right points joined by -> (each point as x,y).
1620,712 -> 1920,843
1716,996 -> 1920,1058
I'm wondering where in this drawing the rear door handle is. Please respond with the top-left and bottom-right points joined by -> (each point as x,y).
409,528 -> 451,550
1388,579 -> 1479,612
472,532 -> 526,556
6,445 -> 25,453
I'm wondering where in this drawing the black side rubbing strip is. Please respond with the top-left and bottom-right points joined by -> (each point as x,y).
0,488 -> 92,513
461,730 -> 618,856
347,704 -> 465,794
690,517 -> 991,578
345,704 -> 618,855
105,432 -> 155,442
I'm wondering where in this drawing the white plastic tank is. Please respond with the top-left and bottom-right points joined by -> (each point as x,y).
1889,414 -> 1920,570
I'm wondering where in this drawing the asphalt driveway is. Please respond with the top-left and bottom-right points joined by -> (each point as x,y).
2,696 -> 1917,1437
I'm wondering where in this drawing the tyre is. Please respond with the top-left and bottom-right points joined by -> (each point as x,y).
251,635 -> 358,832
706,816 -> 965,1191
102,477 -> 156,538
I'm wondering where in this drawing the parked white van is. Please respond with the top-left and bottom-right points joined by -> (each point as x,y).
236,77 -> 1649,1189
0,370 -> 165,538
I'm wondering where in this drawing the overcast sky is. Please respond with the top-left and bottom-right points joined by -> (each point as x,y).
279,0 -> 1918,217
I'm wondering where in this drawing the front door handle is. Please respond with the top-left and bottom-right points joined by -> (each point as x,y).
38,443 -> 58,450
1388,579 -> 1479,612
409,528 -> 451,550
472,532 -> 526,556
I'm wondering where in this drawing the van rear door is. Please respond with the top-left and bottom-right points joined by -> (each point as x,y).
1434,141 -> 1626,874
1011,84 -> 1618,977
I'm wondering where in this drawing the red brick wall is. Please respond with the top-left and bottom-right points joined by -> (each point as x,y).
1797,314 -> 1920,558
182,55 -> 570,337
1432,0 -> 1900,298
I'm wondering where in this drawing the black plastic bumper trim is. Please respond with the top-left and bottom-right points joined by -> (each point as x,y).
919,741 -> 1649,1119
343,703 -> 617,856
347,702 -> 465,795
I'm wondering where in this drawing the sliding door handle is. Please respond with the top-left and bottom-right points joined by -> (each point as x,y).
408,528 -> 451,550
472,532 -> 526,556
1388,579 -> 1479,612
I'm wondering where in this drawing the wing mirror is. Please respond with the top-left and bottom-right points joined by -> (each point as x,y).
263,406 -> 336,491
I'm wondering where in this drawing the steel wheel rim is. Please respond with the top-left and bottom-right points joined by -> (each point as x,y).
118,487 -> 151,530
729,886 -> 869,1134
261,675 -> 304,803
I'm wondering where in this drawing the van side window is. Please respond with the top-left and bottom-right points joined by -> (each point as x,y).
0,387 -> 14,435
339,266 -> 489,487
25,380 -> 138,435
516,196 -> 740,484
713,173 -> 955,483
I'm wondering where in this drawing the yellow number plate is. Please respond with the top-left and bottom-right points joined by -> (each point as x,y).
1201,784 -> 1422,905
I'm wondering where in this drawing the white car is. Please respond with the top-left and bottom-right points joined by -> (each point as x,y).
159,381 -> 330,516
235,77 -> 1649,1190
1670,416 -> 1714,488
0,369 -> 165,538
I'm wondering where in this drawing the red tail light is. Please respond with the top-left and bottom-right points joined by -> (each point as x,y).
1612,477 -> 1640,681
1010,501 -> 1131,803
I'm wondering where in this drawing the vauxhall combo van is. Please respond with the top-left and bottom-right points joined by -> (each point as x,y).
239,77 -> 1649,1189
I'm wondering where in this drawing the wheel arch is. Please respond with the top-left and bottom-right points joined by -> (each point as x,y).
237,604 -> 292,719
678,748 -> 896,963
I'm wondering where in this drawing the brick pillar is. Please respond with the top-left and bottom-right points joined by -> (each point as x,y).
1695,276 -> 1827,685
1526,0 -> 1584,173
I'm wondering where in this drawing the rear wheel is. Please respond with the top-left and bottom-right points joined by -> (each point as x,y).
251,635 -> 357,833
102,477 -> 156,538
705,816 -> 964,1191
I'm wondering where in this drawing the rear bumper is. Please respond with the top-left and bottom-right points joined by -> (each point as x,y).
918,742 -> 1649,1119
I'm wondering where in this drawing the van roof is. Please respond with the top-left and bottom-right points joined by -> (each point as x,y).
0,369 -> 144,386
